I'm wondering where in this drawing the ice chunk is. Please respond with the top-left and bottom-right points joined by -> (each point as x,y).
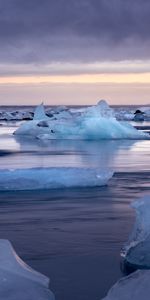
133,110 -> 145,122
0,167 -> 113,191
78,116 -> 147,140
0,110 -> 33,121
97,99 -> 109,107
33,103 -> 49,120
14,102 -> 149,140
14,120 -> 51,136
0,239 -> 54,300
121,195 -> 150,268
137,107 -> 150,121
115,109 -> 134,121
133,114 -> 145,121
102,269 -> 150,300
1,112 -> 15,121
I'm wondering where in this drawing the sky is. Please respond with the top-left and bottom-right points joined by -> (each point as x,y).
0,0 -> 150,105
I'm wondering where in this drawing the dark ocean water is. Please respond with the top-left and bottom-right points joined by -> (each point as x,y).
0,111 -> 150,300
0,174 -> 149,300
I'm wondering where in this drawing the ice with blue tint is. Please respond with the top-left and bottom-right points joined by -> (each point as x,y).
121,195 -> 150,268
14,101 -> 149,140
102,269 -> 150,300
14,119 -> 52,136
0,167 -> 113,191
33,102 -> 49,120
93,99 -> 114,118
0,239 -> 54,300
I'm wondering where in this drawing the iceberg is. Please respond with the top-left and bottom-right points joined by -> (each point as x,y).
121,195 -> 150,269
102,269 -> 150,300
14,102 -> 149,140
0,167 -> 113,191
0,239 -> 54,300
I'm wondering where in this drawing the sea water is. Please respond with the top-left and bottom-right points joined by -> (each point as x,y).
0,107 -> 150,300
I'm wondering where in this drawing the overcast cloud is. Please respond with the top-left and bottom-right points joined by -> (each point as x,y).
0,0 -> 150,66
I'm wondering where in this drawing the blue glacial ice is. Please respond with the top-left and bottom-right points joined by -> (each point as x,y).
33,102 -> 50,121
0,239 -> 54,300
14,100 -> 149,140
0,167 -> 113,191
102,196 -> 150,300
102,269 -> 150,300
121,195 -> 150,268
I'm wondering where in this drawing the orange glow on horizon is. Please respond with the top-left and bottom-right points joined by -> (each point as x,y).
0,73 -> 150,85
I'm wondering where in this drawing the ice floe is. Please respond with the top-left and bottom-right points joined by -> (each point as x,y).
0,167 -> 113,191
0,239 -> 54,300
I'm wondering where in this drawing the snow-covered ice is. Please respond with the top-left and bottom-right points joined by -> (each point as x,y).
0,167 -> 113,191
0,239 -> 54,300
14,101 -> 149,140
102,269 -> 150,300
121,195 -> 150,268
